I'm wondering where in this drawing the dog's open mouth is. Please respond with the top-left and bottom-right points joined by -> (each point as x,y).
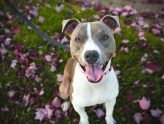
80,62 -> 108,83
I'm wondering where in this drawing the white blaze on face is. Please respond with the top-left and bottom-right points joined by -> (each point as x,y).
82,23 -> 101,64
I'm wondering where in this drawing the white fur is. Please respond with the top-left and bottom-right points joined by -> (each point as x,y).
81,23 -> 102,64
71,60 -> 119,124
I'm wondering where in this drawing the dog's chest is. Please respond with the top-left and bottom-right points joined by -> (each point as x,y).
71,64 -> 119,107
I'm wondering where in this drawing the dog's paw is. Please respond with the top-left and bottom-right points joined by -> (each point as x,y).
106,116 -> 116,124
61,101 -> 70,112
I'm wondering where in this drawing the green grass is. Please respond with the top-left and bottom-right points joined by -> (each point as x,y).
0,0 -> 163,124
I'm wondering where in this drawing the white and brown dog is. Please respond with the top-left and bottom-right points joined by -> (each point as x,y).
59,15 -> 120,124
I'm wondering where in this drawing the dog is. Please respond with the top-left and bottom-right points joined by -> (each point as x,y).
59,15 -> 120,124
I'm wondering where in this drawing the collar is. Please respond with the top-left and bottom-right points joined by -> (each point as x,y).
103,58 -> 112,75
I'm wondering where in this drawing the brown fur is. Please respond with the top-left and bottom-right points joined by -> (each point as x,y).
59,58 -> 76,100
60,15 -> 119,101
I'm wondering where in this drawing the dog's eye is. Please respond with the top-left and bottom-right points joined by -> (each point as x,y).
75,38 -> 80,42
102,35 -> 109,41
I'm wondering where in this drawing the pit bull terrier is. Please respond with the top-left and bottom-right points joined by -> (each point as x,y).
59,15 -> 120,124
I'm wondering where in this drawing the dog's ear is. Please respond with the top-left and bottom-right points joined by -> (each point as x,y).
62,18 -> 80,36
100,15 -> 120,31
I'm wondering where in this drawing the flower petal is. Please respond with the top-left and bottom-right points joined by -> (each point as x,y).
150,108 -> 162,117
139,96 -> 150,110
133,112 -> 143,124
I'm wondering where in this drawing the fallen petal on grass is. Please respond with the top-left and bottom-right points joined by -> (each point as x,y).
38,16 -> 45,23
150,108 -> 162,117
133,112 -> 143,124
35,108 -> 47,121
139,96 -> 150,110
52,97 -> 61,108
95,108 -> 105,118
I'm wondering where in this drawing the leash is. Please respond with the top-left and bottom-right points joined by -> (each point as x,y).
5,0 -> 69,50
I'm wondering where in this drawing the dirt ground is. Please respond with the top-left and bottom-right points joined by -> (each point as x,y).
86,0 -> 164,12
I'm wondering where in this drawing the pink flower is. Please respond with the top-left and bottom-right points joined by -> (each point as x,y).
0,47 -> 7,55
50,65 -> 56,72
139,96 -> 150,110
25,63 -> 37,77
121,11 -> 129,16
7,90 -> 15,98
52,97 -> 61,108
44,54 -> 52,62
137,18 -> 144,26
141,56 -> 147,63
57,74 -> 63,82
114,27 -> 122,34
138,32 -> 146,40
35,108 -> 47,121
22,94 -> 30,107
61,36 -> 69,44
145,62 -> 161,73
150,108 -> 162,117
5,38 -> 11,46
35,75 -> 42,82
131,22 -> 136,27
121,47 -> 129,53
160,37 -> 164,42
12,27 -> 20,34
95,108 -> 105,118
54,109 -> 61,119
29,8 -> 38,17
114,7 -> 122,13
133,112 -> 143,124
34,105 -> 53,121
1,106 -> 9,112
151,28 -> 161,35
55,4 -> 64,13
124,5 -> 133,11
45,105 -> 53,119
10,59 -> 18,68
39,89 -> 44,96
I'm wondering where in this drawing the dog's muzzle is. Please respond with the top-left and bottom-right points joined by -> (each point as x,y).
79,60 -> 112,83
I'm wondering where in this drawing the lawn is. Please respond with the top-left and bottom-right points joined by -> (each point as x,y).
0,0 -> 163,124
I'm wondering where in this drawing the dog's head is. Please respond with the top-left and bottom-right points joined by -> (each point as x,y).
62,15 -> 120,83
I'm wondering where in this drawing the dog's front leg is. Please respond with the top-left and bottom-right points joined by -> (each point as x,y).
73,105 -> 89,124
105,98 -> 116,124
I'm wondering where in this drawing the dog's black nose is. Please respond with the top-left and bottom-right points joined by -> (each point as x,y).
84,50 -> 99,64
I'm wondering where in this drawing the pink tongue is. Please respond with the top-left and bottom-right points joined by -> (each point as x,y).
85,64 -> 104,82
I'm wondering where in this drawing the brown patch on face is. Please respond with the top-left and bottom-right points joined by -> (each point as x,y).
90,22 -> 116,62
59,58 -> 77,100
